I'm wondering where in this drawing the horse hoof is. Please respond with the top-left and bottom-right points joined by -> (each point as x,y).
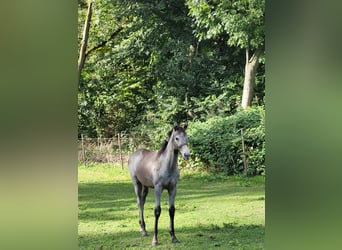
152,241 -> 158,246
140,230 -> 147,237
172,237 -> 180,243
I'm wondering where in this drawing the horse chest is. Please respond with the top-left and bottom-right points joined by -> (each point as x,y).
154,166 -> 179,187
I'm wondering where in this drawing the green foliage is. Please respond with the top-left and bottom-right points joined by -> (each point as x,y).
187,106 -> 265,175
78,0 -> 265,138
78,1 -> 265,176
186,0 -> 265,49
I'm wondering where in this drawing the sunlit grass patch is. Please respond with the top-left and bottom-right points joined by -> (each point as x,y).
79,163 -> 265,249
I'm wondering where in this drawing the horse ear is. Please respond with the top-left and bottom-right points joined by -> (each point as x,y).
183,123 -> 188,130
173,122 -> 179,130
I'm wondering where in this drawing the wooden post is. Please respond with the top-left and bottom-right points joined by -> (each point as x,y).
241,129 -> 248,176
81,134 -> 86,167
118,133 -> 123,169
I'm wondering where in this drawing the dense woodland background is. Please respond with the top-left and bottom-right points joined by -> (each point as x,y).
78,0 -> 265,175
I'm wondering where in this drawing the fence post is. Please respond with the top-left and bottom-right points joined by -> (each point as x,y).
81,134 -> 86,167
241,128 -> 248,176
118,132 -> 123,169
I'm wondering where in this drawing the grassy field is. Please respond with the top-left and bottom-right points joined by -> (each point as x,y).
78,164 -> 265,249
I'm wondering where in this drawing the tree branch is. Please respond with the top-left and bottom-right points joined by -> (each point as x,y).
246,47 -> 250,63
249,47 -> 262,64
85,26 -> 124,57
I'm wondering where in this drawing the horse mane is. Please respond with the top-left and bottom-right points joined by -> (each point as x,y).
157,128 -> 173,156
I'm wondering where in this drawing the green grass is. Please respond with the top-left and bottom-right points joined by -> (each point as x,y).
78,164 -> 265,249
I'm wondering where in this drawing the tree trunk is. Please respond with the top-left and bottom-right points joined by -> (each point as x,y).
241,48 -> 262,109
78,1 -> 93,83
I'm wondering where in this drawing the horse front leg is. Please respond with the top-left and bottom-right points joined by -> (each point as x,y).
168,185 -> 180,243
152,185 -> 162,246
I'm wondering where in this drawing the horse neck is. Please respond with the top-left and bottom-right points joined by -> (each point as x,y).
162,133 -> 178,170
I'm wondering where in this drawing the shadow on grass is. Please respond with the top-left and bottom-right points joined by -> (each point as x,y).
79,177 -> 264,222
176,176 -> 264,208
79,223 -> 265,250
79,172 -> 265,249
78,182 -> 137,221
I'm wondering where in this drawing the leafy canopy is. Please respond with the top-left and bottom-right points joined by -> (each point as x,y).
186,0 -> 265,49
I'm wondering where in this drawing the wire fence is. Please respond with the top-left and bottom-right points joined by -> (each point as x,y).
78,134 -> 154,168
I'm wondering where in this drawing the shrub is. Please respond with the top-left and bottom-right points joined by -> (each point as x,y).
187,106 -> 265,175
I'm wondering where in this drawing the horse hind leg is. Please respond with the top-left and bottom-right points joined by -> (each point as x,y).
133,179 -> 148,236
139,185 -> 149,236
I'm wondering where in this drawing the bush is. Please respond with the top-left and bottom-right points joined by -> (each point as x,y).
187,106 -> 265,175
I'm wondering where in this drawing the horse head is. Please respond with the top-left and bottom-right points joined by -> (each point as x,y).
172,122 -> 190,160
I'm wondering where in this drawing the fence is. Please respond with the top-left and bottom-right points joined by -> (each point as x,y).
78,134 -> 155,168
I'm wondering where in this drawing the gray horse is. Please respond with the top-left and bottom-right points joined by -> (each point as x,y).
128,122 -> 190,246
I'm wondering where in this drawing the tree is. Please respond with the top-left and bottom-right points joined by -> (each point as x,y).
186,0 -> 265,109
78,0 -> 264,138
78,0 -> 144,137
78,1 -> 93,83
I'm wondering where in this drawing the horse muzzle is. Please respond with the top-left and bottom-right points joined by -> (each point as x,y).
180,145 -> 190,160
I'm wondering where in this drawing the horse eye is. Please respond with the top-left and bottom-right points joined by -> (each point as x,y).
175,137 -> 179,141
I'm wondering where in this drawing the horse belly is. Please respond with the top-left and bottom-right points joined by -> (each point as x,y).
135,165 -> 154,188
129,149 -> 154,187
